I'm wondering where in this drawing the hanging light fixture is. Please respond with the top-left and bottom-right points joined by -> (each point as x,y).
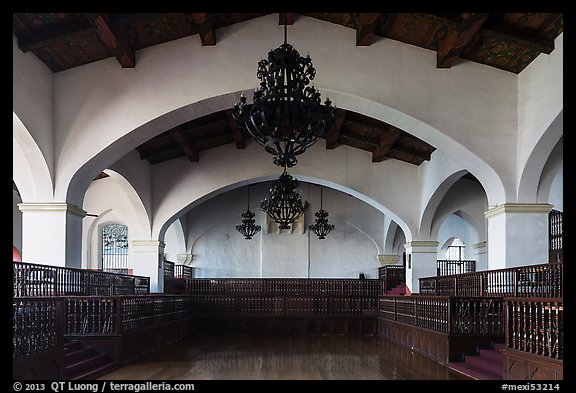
309,185 -> 335,239
235,186 -> 261,239
261,169 -> 310,230
232,23 -> 336,168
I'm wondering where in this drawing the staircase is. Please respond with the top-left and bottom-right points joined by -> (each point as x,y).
64,340 -> 120,380
386,283 -> 407,295
449,342 -> 505,380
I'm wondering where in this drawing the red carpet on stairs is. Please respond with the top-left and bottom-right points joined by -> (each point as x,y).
64,340 -> 120,380
386,283 -> 407,295
449,343 -> 505,380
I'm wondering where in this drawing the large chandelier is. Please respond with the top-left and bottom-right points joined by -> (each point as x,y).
232,23 -> 336,168
309,185 -> 335,239
261,169 -> 310,230
235,186 -> 261,240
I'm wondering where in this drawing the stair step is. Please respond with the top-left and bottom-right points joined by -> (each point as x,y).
465,353 -> 503,372
65,348 -> 94,363
478,348 -> 505,362
66,354 -> 109,374
69,361 -> 120,380
450,361 -> 502,380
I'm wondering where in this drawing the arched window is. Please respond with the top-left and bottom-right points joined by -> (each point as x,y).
101,223 -> 129,274
445,237 -> 465,261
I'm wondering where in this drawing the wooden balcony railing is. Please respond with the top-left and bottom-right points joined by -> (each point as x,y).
378,266 -> 405,292
174,265 -> 194,279
419,263 -> 562,298
189,294 -> 378,318
13,261 -> 150,297
185,278 -> 382,296
505,297 -> 563,360
13,297 -> 63,359
63,295 -> 192,335
163,260 -> 175,278
378,295 -> 504,336
436,259 -> 476,276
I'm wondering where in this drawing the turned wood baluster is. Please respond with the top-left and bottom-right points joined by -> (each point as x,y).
553,301 -> 560,359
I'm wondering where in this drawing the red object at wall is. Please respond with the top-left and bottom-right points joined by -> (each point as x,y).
13,246 -> 22,262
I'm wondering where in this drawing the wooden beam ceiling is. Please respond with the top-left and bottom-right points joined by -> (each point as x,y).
437,13 -> 489,69
372,126 -> 403,162
192,13 -> 216,46
325,109 -> 346,149
84,13 -> 135,68
356,13 -> 380,46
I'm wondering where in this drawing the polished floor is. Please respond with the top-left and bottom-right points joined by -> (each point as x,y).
98,335 -> 471,380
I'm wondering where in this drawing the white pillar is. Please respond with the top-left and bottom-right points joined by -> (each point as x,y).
130,240 -> 165,293
404,241 -> 439,294
472,241 -> 487,271
18,203 -> 86,268
484,203 -> 552,270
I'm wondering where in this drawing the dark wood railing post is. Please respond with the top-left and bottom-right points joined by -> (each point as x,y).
115,297 -> 123,334
454,276 -> 458,296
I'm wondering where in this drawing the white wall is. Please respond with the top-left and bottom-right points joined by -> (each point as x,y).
437,214 -> 478,261
548,168 -> 563,212
13,190 -> 22,251
187,182 -> 382,278
13,36 -> 55,180
50,14 -> 522,206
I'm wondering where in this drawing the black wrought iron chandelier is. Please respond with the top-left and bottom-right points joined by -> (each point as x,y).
309,185 -> 335,239
232,23 -> 336,168
261,169 -> 310,230
235,186 -> 261,239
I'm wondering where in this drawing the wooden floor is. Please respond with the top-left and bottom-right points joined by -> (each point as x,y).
98,335 -> 471,380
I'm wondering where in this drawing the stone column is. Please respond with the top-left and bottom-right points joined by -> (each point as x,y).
18,202 -> 86,268
404,241 -> 439,294
130,240 -> 165,293
472,241 -> 487,271
484,203 -> 552,270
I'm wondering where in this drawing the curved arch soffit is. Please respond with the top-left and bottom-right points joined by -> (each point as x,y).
518,110 -> 563,202
13,112 -> 53,201
102,169 -> 152,239
67,89 -> 505,210
537,136 -> 563,204
157,176 -> 414,244
419,170 -> 474,239
165,218 -> 187,255
430,209 -> 481,247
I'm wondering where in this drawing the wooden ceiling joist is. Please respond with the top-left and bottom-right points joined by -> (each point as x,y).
192,13 -> 216,46
372,127 -> 403,163
279,13 -> 294,25
356,13 -> 380,46
225,109 -> 246,149
437,13 -> 489,69
84,13 -> 135,68
325,109 -> 346,149
170,128 -> 198,162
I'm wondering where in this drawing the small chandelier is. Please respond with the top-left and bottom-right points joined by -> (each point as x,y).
233,23 -> 336,168
309,185 -> 335,239
235,186 -> 261,239
261,169 -> 310,230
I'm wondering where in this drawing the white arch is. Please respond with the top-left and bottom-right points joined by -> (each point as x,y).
431,209 -> 481,249
13,112 -> 53,202
537,136 -> 563,204
419,170 -> 469,239
54,14 -> 509,211
103,169 -> 152,239
518,110 -> 563,202
157,171 -> 414,246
